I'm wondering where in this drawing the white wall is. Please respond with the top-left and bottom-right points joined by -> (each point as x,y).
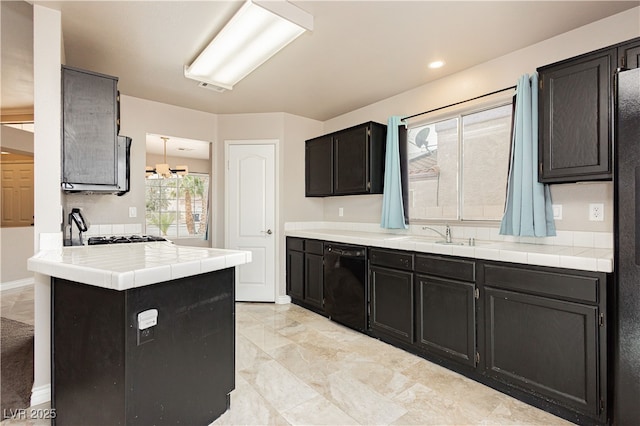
321,7 -> 640,232
32,3 -> 63,406
0,227 -> 34,285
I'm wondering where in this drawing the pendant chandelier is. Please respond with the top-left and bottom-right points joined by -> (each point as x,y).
146,137 -> 188,179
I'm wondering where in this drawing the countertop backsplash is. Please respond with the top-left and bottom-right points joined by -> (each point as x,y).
284,221 -> 613,250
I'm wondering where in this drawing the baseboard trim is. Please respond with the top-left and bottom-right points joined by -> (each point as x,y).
1,278 -> 34,292
31,384 -> 51,407
275,295 -> 291,305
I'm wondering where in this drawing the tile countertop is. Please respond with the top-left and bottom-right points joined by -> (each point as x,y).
27,242 -> 252,291
285,229 -> 613,273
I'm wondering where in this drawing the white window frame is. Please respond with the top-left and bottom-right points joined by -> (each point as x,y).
405,90 -> 514,223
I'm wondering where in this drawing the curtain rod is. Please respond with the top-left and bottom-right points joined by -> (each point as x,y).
401,85 -> 517,122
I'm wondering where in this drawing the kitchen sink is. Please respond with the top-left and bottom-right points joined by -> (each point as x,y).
406,236 -> 494,247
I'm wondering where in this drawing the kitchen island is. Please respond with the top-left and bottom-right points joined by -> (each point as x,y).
28,242 -> 252,426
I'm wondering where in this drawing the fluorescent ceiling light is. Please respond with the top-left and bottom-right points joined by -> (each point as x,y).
184,0 -> 313,90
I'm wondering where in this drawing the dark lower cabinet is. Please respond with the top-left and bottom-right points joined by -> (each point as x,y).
286,237 -> 324,313
286,239 -> 611,425
370,265 -> 414,344
482,262 -> 608,424
304,252 -> 324,309
416,275 -> 476,367
485,287 -> 599,416
287,248 -> 304,300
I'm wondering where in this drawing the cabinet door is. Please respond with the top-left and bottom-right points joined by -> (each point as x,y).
305,135 -> 333,196
484,287 -> 600,417
370,265 -> 414,344
304,253 -> 324,309
287,249 -> 304,301
619,38 -> 640,69
416,275 -> 476,367
62,67 -> 119,185
334,125 -> 369,194
539,49 -> 616,183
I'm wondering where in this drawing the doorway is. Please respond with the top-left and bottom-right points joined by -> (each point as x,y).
225,141 -> 277,302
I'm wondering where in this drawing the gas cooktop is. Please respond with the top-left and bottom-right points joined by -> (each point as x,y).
87,235 -> 168,245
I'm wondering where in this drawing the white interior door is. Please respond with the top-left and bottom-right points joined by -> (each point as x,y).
225,142 -> 276,302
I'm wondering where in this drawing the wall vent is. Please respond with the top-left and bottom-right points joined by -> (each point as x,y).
198,81 -> 226,93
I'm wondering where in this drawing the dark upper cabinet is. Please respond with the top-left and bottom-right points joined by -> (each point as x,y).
305,135 -> 333,197
305,122 -> 386,197
61,65 -> 130,194
619,38 -> 640,69
538,36 -> 640,183
538,48 -> 616,183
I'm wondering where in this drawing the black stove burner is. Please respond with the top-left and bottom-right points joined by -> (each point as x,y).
87,235 -> 167,245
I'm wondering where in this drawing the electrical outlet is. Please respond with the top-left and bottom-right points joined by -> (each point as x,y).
589,203 -> 604,222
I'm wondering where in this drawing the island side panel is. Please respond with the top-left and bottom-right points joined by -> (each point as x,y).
125,268 -> 236,425
52,278 -> 127,425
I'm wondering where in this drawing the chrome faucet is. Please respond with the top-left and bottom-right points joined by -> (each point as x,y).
421,224 -> 452,243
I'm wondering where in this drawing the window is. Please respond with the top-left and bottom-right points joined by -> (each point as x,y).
406,100 -> 512,222
145,173 -> 210,239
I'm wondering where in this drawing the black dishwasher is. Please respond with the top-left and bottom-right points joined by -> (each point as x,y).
323,243 -> 367,332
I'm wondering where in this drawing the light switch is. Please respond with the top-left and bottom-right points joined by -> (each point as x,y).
129,207 -> 137,218
552,204 -> 562,220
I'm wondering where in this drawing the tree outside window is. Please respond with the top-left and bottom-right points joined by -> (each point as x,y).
145,173 -> 209,239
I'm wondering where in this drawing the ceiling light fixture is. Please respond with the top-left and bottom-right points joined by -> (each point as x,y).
184,0 -> 313,91
146,137 -> 188,179
428,60 -> 445,69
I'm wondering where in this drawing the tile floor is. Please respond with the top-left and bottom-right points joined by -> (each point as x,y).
1,285 -> 573,425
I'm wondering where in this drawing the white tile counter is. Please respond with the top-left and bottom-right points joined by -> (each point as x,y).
28,242 -> 252,290
285,229 -> 613,273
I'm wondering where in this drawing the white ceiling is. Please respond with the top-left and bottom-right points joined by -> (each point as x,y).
2,1 -> 639,154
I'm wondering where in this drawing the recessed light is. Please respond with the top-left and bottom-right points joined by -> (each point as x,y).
429,60 -> 445,69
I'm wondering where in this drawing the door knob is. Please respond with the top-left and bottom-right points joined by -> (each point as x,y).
261,229 -> 273,235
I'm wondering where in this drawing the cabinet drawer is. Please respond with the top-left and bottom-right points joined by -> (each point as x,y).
305,239 -> 324,255
484,264 -> 601,303
370,248 -> 414,270
415,255 -> 475,282
287,237 -> 304,252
